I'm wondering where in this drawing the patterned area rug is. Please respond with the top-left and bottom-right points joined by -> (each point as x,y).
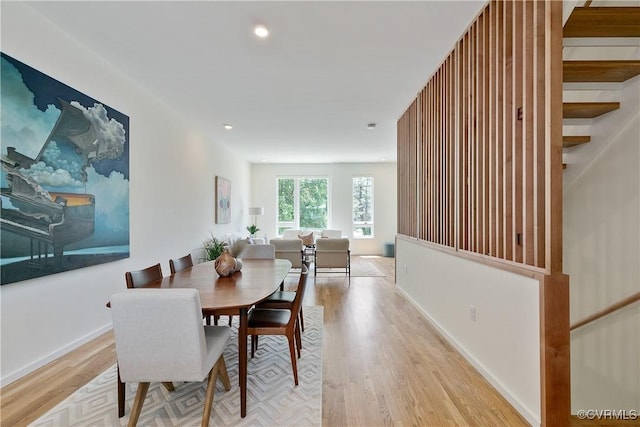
32,306 -> 323,427
321,256 -> 386,277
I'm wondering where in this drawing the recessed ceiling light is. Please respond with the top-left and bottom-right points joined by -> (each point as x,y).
223,124 -> 233,130
254,25 -> 269,38
367,123 -> 376,129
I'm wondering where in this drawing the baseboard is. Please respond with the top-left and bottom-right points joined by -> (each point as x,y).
395,286 -> 541,427
1,323 -> 112,387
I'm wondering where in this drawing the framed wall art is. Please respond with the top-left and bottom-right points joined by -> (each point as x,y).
215,176 -> 231,224
0,52 -> 130,285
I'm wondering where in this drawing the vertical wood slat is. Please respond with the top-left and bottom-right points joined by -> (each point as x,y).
513,0 -> 524,263
483,6 -> 491,257
545,0 -> 564,274
449,54 -> 456,247
489,0 -> 497,258
458,37 -> 468,250
534,0 -> 546,268
503,0 -> 514,262
495,0 -> 504,260
524,0 -> 535,266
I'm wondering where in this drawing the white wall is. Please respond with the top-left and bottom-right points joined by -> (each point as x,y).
396,238 -> 542,426
563,74 -> 640,411
0,3 -> 251,384
250,162 -> 397,255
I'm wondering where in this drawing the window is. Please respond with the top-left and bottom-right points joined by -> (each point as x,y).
352,176 -> 373,238
277,177 -> 328,235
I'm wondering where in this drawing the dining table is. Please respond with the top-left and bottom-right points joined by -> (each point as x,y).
115,257 -> 291,419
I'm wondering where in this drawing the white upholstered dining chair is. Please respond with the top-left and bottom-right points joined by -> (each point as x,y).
239,243 -> 276,259
110,288 -> 231,427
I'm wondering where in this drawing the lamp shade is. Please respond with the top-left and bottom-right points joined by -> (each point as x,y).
248,207 -> 264,216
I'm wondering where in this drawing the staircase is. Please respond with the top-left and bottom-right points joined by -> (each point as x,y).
562,4 -> 640,167
563,2 -> 640,423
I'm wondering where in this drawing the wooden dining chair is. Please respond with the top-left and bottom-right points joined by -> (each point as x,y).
169,253 -> 193,274
110,288 -> 231,427
125,263 -> 163,288
247,262 -> 309,386
256,262 -> 308,333
118,263 -> 173,418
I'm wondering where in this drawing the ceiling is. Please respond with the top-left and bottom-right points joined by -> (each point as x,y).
23,1 -> 486,164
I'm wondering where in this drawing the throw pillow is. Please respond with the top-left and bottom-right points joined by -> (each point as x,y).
298,231 -> 314,246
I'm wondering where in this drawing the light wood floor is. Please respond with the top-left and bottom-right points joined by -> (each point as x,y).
0,256 -> 621,426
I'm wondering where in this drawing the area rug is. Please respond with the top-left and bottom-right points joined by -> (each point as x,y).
31,306 -> 323,427
327,256 -> 386,277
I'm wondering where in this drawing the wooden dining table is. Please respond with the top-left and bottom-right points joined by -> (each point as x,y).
119,258 -> 291,418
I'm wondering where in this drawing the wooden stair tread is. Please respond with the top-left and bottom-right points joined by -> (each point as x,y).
563,102 -> 620,119
564,7 -> 640,38
563,136 -> 591,148
564,60 -> 640,83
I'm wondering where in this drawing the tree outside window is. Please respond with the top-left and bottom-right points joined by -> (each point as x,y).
353,176 -> 373,238
277,177 -> 328,234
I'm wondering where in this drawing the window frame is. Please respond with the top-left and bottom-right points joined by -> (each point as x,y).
276,176 -> 330,235
352,175 -> 374,239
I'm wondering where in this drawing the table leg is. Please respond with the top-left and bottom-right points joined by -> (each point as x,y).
239,307 -> 248,418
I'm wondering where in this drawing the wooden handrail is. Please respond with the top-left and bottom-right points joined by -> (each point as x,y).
571,291 -> 640,331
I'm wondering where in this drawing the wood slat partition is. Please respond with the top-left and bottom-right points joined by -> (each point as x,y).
397,2 -> 568,424
397,99 -> 418,237
397,0 -> 562,271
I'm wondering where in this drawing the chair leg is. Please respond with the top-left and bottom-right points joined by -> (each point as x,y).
218,355 -> 231,391
162,382 -> 174,391
202,358 -> 222,427
213,315 -> 220,326
228,316 -> 233,326
294,321 -> 302,358
299,307 -> 305,332
128,382 -> 149,427
250,335 -> 256,358
287,335 -> 299,386
117,365 -> 125,418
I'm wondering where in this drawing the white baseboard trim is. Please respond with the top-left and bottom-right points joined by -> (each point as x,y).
395,285 -> 541,427
1,323 -> 112,387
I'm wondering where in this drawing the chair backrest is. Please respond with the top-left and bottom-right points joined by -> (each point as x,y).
281,229 -> 302,240
169,254 -> 194,274
110,288 -> 214,382
290,263 -> 310,319
270,239 -> 303,267
240,244 -> 275,259
125,263 -> 163,288
321,229 -> 342,239
314,238 -> 350,268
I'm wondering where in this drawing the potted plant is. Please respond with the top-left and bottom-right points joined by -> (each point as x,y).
203,235 -> 226,261
246,224 -> 260,238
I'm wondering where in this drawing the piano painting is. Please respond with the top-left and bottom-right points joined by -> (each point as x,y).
1,53 -> 130,285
